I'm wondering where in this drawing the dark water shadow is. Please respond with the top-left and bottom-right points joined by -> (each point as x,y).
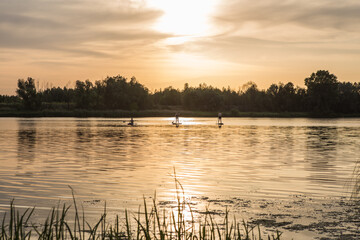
17,119 -> 37,165
305,126 -> 338,184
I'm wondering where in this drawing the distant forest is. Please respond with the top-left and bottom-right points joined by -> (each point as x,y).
1,70 -> 360,115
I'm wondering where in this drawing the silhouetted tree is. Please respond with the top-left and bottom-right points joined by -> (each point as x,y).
42,87 -> 70,102
40,86 -> 75,110
305,70 -> 339,113
16,77 -> 41,110
75,80 -> 95,109
6,71 -> 360,115
182,83 -> 224,111
222,86 -> 240,111
266,83 -> 279,111
153,86 -> 182,106
239,82 -> 267,111
0,95 -> 20,103
336,82 -> 360,113
127,76 -> 150,110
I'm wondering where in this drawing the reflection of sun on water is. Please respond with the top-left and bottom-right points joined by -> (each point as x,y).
167,179 -> 199,224
165,117 -> 204,125
148,0 -> 218,44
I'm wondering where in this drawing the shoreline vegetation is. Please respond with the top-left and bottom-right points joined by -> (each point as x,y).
1,109 -> 360,118
0,182 -> 283,240
0,199 -> 282,240
1,70 -> 360,118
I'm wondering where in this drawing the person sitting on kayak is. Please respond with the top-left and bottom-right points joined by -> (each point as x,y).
129,117 -> 134,126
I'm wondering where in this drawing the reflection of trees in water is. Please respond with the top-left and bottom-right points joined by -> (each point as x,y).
238,125 -> 296,167
17,120 -> 37,164
72,122 -> 149,175
243,125 -> 259,146
240,125 -> 260,162
267,126 -> 295,164
96,126 -> 149,172
305,126 -> 338,184
76,120 -> 94,143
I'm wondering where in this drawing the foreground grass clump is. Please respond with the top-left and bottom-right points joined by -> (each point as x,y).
0,187 -> 282,240
351,161 -> 360,200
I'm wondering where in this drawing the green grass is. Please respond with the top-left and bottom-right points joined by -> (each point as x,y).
0,183 -> 283,240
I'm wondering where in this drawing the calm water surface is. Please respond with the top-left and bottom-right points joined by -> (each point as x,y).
0,117 -> 359,236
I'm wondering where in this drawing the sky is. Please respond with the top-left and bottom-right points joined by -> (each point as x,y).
0,0 -> 359,94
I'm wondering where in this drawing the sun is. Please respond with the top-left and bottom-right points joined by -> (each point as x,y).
148,0 -> 218,44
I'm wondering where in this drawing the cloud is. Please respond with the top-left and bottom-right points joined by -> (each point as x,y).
1,0 -> 360,94
0,0 -> 168,57
213,0 -> 360,33
166,0 -> 360,66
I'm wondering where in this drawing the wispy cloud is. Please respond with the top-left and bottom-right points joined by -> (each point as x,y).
0,0 -> 168,56
170,0 -> 360,68
213,0 -> 360,34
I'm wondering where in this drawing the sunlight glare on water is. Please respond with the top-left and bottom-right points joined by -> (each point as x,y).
0,117 -> 359,220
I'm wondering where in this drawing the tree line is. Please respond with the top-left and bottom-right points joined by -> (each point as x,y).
1,70 -> 360,114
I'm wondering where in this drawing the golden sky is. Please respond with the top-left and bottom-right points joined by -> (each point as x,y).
0,0 -> 359,94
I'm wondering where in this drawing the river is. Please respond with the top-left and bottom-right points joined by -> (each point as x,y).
0,117 -> 359,239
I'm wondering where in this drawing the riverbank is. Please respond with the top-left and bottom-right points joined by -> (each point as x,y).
1,191 -> 284,240
1,109 -> 359,118
2,189 -> 358,240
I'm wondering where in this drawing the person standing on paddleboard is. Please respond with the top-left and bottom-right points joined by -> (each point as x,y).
175,112 -> 180,124
218,113 -> 222,125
